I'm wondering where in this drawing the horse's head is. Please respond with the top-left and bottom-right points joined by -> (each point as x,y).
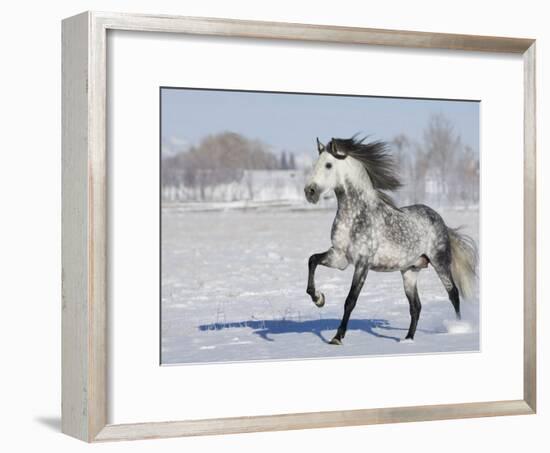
304,137 -> 350,204
304,136 -> 401,204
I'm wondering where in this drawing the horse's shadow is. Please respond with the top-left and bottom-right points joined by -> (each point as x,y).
198,318 -> 437,343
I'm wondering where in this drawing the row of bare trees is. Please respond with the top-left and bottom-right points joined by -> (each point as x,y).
391,114 -> 479,207
162,132 -> 281,200
162,114 -> 479,206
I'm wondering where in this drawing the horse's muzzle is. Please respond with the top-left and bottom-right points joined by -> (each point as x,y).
304,184 -> 320,204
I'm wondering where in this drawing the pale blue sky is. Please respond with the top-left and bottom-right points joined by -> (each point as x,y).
161,88 -> 479,156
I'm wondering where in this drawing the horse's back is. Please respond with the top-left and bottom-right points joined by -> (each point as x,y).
400,204 -> 451,253
400,204 -> 447,229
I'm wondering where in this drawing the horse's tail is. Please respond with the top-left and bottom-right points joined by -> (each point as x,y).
448,227 -> 478,299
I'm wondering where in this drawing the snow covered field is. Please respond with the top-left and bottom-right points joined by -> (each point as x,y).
161,204 -> 479,365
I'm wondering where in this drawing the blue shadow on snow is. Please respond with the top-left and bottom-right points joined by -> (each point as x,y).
197,318 -> 440,344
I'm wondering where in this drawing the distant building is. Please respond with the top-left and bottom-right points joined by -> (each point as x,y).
162,169 -> 308,203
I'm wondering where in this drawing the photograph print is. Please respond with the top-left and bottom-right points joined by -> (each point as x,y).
160,88 -> 479,365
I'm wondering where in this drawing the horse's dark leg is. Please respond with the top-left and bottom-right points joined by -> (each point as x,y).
448,285 -> 460,320
401,269 -> 421,340
330,258 -> 368,345
431,253 -> 461,320
307,248 -> 348,308
307,252 -> 327,307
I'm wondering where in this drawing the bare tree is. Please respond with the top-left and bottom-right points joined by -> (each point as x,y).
161,132 -> 278,201
422,114 -> 463,205
391,134 -> 411,170
391,134 -> 413,204
411,146 -> 430,203
454,145 -> 479,208
289,152 -> 296,170
280,151 -> 288,170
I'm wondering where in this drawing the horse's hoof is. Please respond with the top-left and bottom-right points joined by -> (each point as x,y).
313,292 -> 325,308
400,338 -> 414,344
329,337 -> 343,345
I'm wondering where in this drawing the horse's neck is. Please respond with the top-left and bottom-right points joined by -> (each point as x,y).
335,182 -> 380,217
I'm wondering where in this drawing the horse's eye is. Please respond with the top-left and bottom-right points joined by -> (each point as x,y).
325,162 -> 333,169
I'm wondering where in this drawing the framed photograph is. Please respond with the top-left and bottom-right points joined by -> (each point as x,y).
160,87 -> 481,363
62,11 -> 536,442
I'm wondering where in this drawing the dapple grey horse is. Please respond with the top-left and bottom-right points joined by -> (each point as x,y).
304,136 -> 477,345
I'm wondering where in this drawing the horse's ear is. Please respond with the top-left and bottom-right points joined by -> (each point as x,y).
316,137 -> 325,154
331,139 -> 347,159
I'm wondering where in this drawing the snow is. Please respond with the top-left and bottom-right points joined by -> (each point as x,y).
444,320 -> 474,334
161,204 -> 479,365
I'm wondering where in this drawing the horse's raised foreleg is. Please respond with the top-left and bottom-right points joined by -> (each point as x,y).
330,258 -> 368,345
401,269 -> 421,340
306,247 -> 347,308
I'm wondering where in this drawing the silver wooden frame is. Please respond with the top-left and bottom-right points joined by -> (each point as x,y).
62,11 -> 537,442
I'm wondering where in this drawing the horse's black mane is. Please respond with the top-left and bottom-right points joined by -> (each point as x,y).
328,136 -> 402,193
